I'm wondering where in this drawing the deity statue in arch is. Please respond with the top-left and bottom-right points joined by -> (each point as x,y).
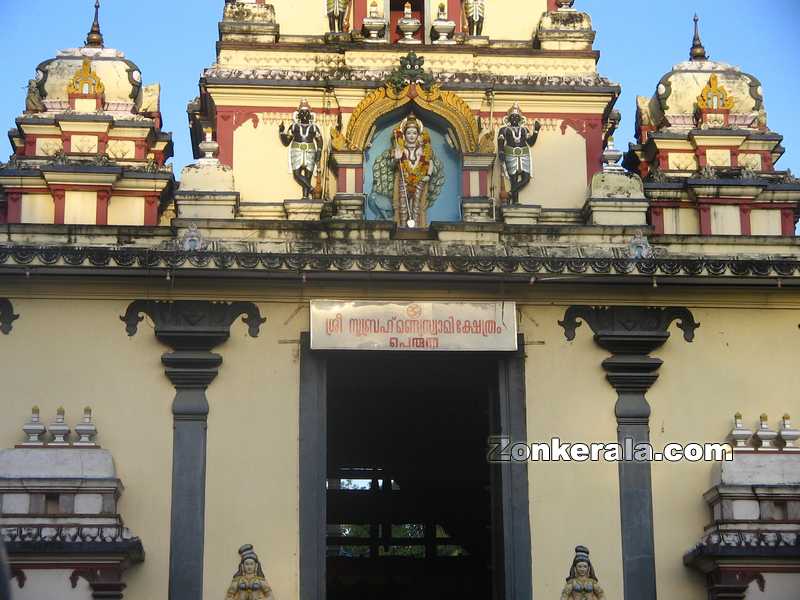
497,103 -> 541,203
279,99 -> 323,199
462,0 -> 486,36
560,545 -> 606,600
370,113 -> 444,228
225,544 -> 275,600
327,0 -> 351,33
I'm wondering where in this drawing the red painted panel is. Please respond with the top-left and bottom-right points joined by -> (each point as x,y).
355,167 -> 364,194
354,0 -> 367,31
739,206 -> 751,236
781,208 -> 795,236
53,190 -> 66,225
6,193 -> 21,224
479,170 -> 488,196
650,207 -> 664,235
448,0 -> 462,31
337,167 -> 348,193
699,205 -> 711,236
217,111 -> 235,168
96,190 -> 110,226
462,170 -> 471,197
144,194 -> 160,226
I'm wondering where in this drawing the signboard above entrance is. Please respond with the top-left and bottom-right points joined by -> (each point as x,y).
310,300 -> 518,351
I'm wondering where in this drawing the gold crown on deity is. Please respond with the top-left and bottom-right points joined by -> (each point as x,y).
293,98 -> 315,123
504,103 -> 527,125
401,113 -> 423,133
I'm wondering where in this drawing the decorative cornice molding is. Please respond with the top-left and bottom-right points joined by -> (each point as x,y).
0,299 -> 19,335
2,245 -> 800,279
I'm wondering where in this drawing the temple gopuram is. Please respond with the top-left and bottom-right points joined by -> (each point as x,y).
0,2 -> 798,600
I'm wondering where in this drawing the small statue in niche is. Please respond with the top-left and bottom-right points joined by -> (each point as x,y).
225,544 -> 275,600
327,0 -> 351,33
497,103 -> 540,203
370,113 -> 444,228
560,546 -> 606,600
25,79 -> 45,114
462,0 -> 486,36
279,99 -> 323,199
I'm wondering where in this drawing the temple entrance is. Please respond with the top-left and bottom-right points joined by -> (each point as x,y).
326,353 -> 496,600
299,334 -> 531,600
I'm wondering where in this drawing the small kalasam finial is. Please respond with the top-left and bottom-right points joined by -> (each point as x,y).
690,14 -> 708,61
85,0 -> 105,48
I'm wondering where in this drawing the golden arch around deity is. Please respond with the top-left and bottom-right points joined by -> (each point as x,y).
341,72 -> 479,153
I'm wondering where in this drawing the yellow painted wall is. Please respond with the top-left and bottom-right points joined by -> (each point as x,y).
750,209 -> 782,236
519,305 -> 623,600
482,0 -> 548,41
649,306 -> 800,599
267,0 -> 548,39
3,283 -> 799,600
234,117 -> 299,203
64,190 -> 97,225
108,195 -> 145,226
0,298 -> 174,600
663,207 -> 700,235
522,125 -> 587,209
710,205 -> 741,235
20,193 -> 54,224
203,301 -> 305,600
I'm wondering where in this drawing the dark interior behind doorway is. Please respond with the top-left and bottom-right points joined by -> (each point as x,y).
326,353 -> 498,600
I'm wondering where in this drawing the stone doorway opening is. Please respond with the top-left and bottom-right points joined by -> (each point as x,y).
299,334 -> 531,600
326,353 -> 496,600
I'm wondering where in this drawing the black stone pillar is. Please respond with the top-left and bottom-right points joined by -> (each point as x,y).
559,306 -> 699,600
122,300 -> 265,600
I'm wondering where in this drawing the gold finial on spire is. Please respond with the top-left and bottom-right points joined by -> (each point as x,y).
85,0 -> 104,48
690,14 -> 708,61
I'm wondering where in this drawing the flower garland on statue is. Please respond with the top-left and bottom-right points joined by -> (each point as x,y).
393,116 -> 433,192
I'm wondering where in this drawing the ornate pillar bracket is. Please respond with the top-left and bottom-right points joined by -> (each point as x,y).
70,567 -> 126,600
558,305 -> 699,600
120,300 -> 265,600
0,298 -> 19,334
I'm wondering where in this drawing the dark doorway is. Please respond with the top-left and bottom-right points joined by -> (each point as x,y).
299,334 -> 532,600
326,353 -> 495,600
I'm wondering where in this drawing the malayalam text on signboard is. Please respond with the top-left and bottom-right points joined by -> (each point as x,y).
310,300 -> 518,351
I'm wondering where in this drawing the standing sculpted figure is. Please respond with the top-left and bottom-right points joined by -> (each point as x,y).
279,99 -> 323,199
370,113 -> 444,228
326,0 -> 350,33
560,546 -> 606,600
462,0 -> 486,36
497,103 -> 541,203
225,544 -> 275,600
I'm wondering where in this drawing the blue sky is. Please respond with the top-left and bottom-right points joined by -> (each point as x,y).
1,0 -> 799,177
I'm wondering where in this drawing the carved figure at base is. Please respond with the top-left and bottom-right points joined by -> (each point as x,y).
462,0 -> 486,36
497,103 -> 540,203
279,99 -> 323,199
327,0 -> 351,33
370,113 -> 444,228
25,80 -> 45,114
561,546 -> 606,600
226,544 -> 275,600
